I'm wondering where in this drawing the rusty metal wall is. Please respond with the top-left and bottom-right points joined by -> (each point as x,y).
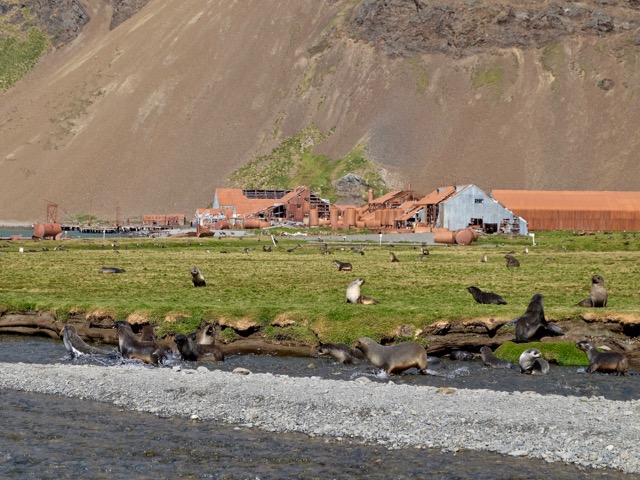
509,209 -> 640,231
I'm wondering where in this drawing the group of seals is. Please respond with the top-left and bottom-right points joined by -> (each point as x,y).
466,286 -> 507,305
576,274 -> 608,308
353,337 -> 428,374
345,278 -> 378,304
115,321 -> 166,365
174,323 -> 224,362
576,340 -> 628,375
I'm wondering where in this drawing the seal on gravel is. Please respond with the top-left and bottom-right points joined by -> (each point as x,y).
466,286 -> 507,305
353,337 -> 427,374
480,346 -> 514,369
174,333 -> 224,361
61,324 -> 115,358
115,321 -> 165,365
576,274 -> 608,308
332,260 -> 353,272
191,267 -> 206,287
317,342 -> 365,364
345,278 -> 378,305
509,293 -> 564,342
575,340 -> 628,375
519,348 -> 549,375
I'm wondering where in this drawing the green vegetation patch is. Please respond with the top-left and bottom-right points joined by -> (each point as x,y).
495,341 -> 588,367
541,42 -> 563,74
472,66 -> 503,90
0,26 -> 49,91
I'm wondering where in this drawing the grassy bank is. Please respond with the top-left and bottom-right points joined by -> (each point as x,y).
0,231 -> 639,344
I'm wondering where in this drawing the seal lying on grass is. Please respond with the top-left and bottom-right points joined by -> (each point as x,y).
354,337 -> 427,374
466,286 -> 507,305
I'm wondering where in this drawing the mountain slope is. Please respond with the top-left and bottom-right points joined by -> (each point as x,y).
1,0 -> 640,223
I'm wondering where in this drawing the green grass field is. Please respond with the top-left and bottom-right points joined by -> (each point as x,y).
0,231 -> 638,346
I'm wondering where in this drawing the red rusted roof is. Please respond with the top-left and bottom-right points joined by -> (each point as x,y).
492,190 -> 640,211
416,186 -> 456,205
370,191 -> 403,204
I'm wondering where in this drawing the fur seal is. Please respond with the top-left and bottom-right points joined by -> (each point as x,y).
504,254 -> 520,268
115,321 -> 165,365
195,323 -> 217,345
511,293 -> 564,342
449,350 -> 475,361
519,348 -> 549,375
389,252 -> 399,263
61,324 -> 114,357
174,333 -> 224,361
191,267 -> 206,287
332,260 -> 353,272
576,340 -> 628,375
140,324 -> 157,343
466,286 -> 507,305
317,342 -> 365,364
480,346 -> 514,369
576,274 -> 608,308
345,278 -> 378,304
98,267 -> 125,274
353,337 -> 427,374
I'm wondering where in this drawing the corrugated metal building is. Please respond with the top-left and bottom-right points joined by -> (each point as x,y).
492,190 -> 640,231
418,185 -> 528,235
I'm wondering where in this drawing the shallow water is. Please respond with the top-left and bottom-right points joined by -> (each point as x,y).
0,335 -> 637,479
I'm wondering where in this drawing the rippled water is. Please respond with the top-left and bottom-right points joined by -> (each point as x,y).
0,335 -> 636,479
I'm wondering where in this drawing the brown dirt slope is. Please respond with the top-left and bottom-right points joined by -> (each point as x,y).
1,0 -> 640,223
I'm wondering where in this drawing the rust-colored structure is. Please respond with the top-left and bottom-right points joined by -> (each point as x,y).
492,190 -> 640,231
143,214 -> 186,226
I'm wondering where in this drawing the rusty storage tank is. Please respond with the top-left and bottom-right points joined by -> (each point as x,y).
243,219 -> 270,229
434,229 -> 455,244
33,223 -> 62,240
330,206 -> 339,230
344,207 -> 356,228
309,208 -> 319,227
454,228 -> 474,246
365,219 -> 382,228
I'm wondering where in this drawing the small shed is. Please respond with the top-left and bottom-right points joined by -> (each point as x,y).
417,185 -> 528,235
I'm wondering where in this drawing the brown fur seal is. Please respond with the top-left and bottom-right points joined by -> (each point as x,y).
576,274 -> 608,308
576,340 -> 628,375
191,267 -> 206,287
98,267 -> 125,274
61,324 -> 115,358
504,254 -> 520,268
195,323 -> 217,345
332,260 -> 353,272
449,350 -> 475,361
140,324 -> 157,343
174,333 -> 224,361
519,348 -> 549,375
510,293 -> 564,342
345,278 -> 379,305
353,337 -> 427,374
317,342 -> 365,364
466,286 -> 507,305
480,346 -> 515,369
389,252 -> 399,263
115,321 -> 165,365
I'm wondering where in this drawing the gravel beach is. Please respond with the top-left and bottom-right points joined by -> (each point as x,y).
1,362 -> 639,474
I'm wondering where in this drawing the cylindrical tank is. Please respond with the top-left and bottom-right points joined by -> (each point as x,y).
434,229 -> 455,244
309,209 -> 319,227
365,219 -> 382,228
468,227 -> 480,240
454,228 -> 474,246
355,220 -> 365,229
33,223 -> 62,239
330,206 -> 339,230
344,207 -> 356,227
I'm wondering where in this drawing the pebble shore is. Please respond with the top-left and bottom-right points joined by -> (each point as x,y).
1,362 -> 639,474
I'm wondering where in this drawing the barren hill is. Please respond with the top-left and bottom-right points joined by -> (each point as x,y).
2,0 -> 640,223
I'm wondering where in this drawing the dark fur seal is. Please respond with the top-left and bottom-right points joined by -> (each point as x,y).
332,260 -> 353,272
98,267 -> 125,274
345,278 -> 378,304
576,340 -> 628,375
480,346 -> 514,369
354,337 -> 427,374
449,350 -> 475,361
174,333 -> 224,361
504,254 -> 520,268
511,293 -> 564,342
519,348 -> 549,375
389,252 -> 399,263
115,321 -> 165,365
576,274 -> 608,308
191,267 -> 206,287
140,324 -> 157,343
466,286 -> 507,305
317,342 -> 365,364
61,324 -> 115,357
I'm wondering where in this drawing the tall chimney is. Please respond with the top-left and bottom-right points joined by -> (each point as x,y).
368,188 -> 374,203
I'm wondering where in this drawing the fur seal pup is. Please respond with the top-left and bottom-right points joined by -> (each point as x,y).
174,333 -> 224,361
317,342 -> 365,364
195,323 -> 218,345
332,260 -> 353,272
449,350 -> 475,361
140,325 -> 157,343
504,254 -> 520,268
466,286 -> 507,305
519,348 -> 549,375
345,278 -> 379,304
576,340 -> 628,375
480,346 -> 514,369
512,293 -> 564,342
191,267 -> 206,287
576,274 -> 608,308
98,267 -> 125,274
61,324 -> 115,358
115,321 -> 165,365
353,337 -> 427,374
389,252 -> 399,263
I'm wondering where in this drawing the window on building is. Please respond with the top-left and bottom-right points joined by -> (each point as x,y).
474,198 -> 484,204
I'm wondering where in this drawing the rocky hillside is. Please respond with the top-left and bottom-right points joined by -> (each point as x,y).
1,0 -> 640,223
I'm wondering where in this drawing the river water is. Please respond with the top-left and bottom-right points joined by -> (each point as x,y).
0,335 -> 636,479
